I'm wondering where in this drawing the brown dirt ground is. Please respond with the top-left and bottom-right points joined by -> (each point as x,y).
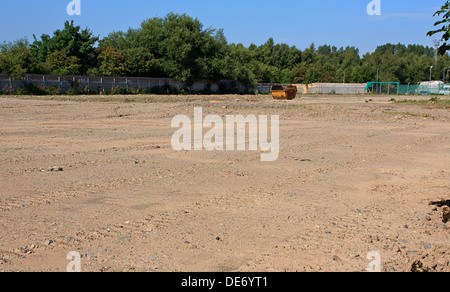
0,94 -> 449,272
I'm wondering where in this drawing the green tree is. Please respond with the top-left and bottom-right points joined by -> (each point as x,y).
2,12 -> 446,88
101,13 -> 231,84
351,63 -> 376,83
31,20 -> 99,75
0,38 -> 38,79
221,43 -> 257,86
97,47 -> 128,77
154,13 -> 227,83
41,49 -> 81,76
122,47 -> 162,77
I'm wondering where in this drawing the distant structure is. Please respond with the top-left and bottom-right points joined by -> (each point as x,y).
434,39 -> 440,65
417,80 -> 443,95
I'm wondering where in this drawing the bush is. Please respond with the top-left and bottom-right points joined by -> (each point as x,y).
66,87 -> 80,95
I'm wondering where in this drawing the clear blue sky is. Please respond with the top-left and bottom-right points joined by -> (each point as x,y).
0,0 -> 445,54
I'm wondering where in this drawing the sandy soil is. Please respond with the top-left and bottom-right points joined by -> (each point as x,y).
0,94 -> 448,272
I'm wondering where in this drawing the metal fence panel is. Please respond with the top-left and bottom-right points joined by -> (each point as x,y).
254,83 -> 366,95
307,83 -> 366,94
0,73 -> 250,94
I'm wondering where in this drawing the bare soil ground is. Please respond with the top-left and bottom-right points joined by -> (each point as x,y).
0,94 -> 449,272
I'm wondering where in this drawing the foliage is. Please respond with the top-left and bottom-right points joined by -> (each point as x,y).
41,49 -> 81,76
427,1 -> 450,54
0,38 -> 38,79
1,13 -> 449,87
97,47 -> 128,77
100,13 -> 231,85
31,20 -> 99,75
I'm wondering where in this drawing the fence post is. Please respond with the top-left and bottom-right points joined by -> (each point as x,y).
9,76 -> 12,89
43,76 -> 46,90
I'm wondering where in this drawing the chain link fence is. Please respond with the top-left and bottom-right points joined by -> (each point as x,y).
366,81 -> 449,95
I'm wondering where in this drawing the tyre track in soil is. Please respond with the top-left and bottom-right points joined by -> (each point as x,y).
0,95 -> 448,271
0,118 -> 432,212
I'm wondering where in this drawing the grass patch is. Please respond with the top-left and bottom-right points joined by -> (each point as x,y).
382,110 -> 435,119
389,97 -> 450,111
391,97 -> 450,105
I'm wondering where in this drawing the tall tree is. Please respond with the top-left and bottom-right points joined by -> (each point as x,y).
101,13 -> 231,84
0,38 -> 38,79
31,21 -> 99,75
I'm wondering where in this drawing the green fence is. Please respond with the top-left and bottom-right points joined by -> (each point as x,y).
366,81 -> 449,95
365,82 -> 399,94
398,85 -> 420,95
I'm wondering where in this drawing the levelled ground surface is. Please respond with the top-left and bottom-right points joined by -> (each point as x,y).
0,94 -> 448,272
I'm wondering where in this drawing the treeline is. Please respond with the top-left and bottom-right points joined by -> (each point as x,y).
1,13 -> 449,87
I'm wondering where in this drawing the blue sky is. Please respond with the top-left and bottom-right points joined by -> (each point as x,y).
0,0 -> 445,54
